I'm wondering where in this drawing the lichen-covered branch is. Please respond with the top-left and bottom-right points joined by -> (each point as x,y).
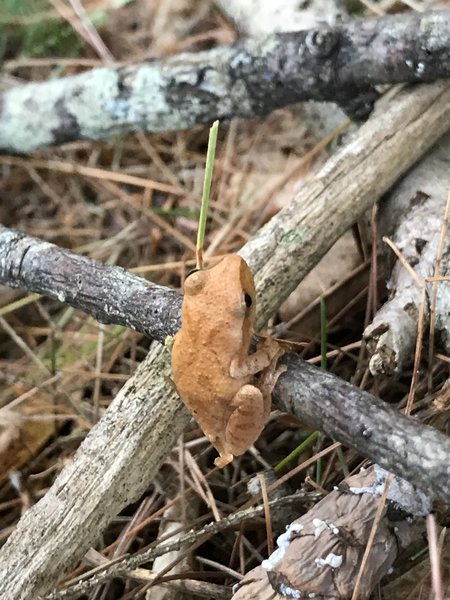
0,226 -> 182,340
233,466 -> 430,599
1,10 -> 450,152
364,134 -> 450,375
216,0 -> 349,139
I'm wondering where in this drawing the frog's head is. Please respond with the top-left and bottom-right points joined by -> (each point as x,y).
182,255 -> 256,346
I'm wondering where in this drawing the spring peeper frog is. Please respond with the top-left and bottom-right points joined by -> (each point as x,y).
171,254 -> 285,468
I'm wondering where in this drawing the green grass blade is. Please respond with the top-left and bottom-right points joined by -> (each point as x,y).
274,430 -> 321,472
196,120 -> 219,269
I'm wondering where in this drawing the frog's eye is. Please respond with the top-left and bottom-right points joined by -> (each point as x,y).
244,292 -> 253,308
186,268 -> 199,278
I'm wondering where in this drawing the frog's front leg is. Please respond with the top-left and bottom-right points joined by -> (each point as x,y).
214,384 -> 268,468
230,336 -> 282,378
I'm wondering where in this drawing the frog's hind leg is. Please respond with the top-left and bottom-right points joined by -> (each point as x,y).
216,384 -> 266,467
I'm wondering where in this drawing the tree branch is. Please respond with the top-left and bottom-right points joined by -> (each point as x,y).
241,80 -> 450,325
1,222 -> 450,504
1,11 -> 450,152
0,226 -> 182,340
48,492 -> 320,599
275,355 -> 450,502
0,344 -> 190,600
364,134 -> 450,375
1,79 -> 450,600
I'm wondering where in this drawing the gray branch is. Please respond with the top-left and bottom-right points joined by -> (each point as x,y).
216,0 -> 349,139
0,226 -> 182,340
1,11 -> 450,152
275,355 -> 450,502
1,223 -> 449,503
364,134 -> 450,375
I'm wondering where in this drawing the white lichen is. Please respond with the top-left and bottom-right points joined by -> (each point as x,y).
261,523 -> 304,570
313,518 -> 339,538
315,553 -> 343,569
349,465 -> 432,516
279,583 -> 302,598
313,518 -> 327,539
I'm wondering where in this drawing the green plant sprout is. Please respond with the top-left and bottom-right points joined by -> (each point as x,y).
274,430 -> 321,472
196,120 -> 219,270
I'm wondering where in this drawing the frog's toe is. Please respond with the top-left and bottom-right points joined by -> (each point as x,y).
214,452 -> 234,468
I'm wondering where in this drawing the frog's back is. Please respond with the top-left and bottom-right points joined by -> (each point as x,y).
171,253 -> 256,442
172,331 -> 243,435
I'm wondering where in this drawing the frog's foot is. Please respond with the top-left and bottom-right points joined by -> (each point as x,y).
231,337 -> 284,378
214,452 -> 234,468
259,363 -> 287,395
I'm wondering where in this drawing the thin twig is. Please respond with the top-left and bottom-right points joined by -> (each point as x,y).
406,286 -> 427,415
382,236 -> 425,288
428,187 -> 450,391
426,514 -> 444,600
0,156 -> 183,196
351,473 -> 393,600
258,473 -> 274,556
48,492 -> 317,599
67,0 -> 114,63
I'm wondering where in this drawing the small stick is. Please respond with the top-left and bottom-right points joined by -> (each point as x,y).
258,473 -> 274,556
382,236 -> 424,288
428,187 -> 450,391
426,514 -> 444,600
320,296 -> 327,370
196,120 -> 219,270
351,473 -> 393,600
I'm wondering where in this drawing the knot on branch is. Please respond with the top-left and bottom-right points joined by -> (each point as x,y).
305,28 -> 339,58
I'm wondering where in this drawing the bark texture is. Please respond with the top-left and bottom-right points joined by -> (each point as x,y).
240,80 -> 450,325
216,0 -> 349,138
274,354 -> 450,502
0,226 -> 182,340
233,466 -> 429,599
364,134 -> 450,374
1,11 -> 450,152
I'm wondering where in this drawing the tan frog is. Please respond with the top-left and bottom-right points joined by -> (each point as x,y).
171,254 -> 285,468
